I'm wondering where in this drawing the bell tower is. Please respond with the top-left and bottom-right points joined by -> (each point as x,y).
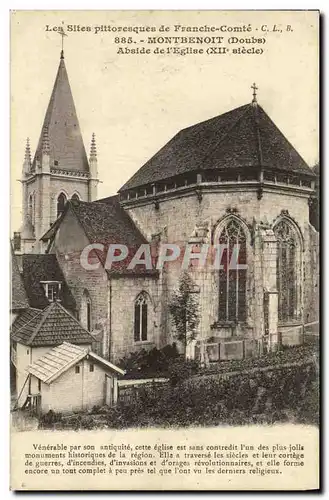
19,48 -> 99,253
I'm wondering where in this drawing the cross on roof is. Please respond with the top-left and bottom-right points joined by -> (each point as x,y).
251,82 -> 258,104
58,23 -> 68,59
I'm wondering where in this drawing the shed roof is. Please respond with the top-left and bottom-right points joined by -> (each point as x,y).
27,342 -> 125,384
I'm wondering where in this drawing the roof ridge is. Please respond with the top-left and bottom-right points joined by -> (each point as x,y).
180,103 -> 248,134
70,200 -> 99,243
68,202 -> 108,266
94,194 -> 119,204
60,340 -> 87,352
89,351 -> 126,375
200,104 -> 251,169
114,202 -> 149,244
257,106 -> 312,172
70,200 -> 145,269
28,302 -> 57,345
54,301 -> 96,340
40,203 -> 70,242
253,105 -> 264,168
11,308 -> 44,341
46,349 -> 87,384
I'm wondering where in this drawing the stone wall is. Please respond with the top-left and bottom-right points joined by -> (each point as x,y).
124,185 -> 316,354
49,184 -> 319,362
25,173 -> 90,252
303,223 -> 320,325
52,207 -> 162,362
52,208 -> 110,357
110,275 -> 160,362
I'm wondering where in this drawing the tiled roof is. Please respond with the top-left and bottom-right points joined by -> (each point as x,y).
28,342 -> 88,383
11,308 -> 43,344
11,244 -> 29,310
120,103 -> 314,191
11,302 -> 94,347
41,198 -> 158,276
27,342 -> 125,383
32,53 -> 89,173
71,198 -> 158,276
313,163 -> 319,175
21,254 -> 76,310
73,197 -> 147,248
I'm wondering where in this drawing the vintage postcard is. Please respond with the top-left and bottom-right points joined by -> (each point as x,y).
10,10 -> 319,490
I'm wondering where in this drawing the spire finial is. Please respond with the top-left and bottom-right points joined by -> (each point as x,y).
90,132 -> 97,160
58,22 -> 68,60
24,137 -> 31,164
251,82 -> 258,105
42,126 -> 50,155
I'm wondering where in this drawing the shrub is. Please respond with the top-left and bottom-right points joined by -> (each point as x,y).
38,345 -> 318,430
119,343 -> 180,378
80,415 -> 94,430
168,358 -> 199,386
39,410 -> 62,428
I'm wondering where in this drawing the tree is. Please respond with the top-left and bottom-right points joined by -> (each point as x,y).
169,272 -> 199,359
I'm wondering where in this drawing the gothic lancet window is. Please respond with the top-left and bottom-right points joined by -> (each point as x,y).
57,193 -> 67,218
218,219 -> 247,322
134,292 -> 148,342
71,193 -> 80,202
274,219 -> 299,322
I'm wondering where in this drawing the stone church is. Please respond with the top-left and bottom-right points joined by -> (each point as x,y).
13,49 -> 319,364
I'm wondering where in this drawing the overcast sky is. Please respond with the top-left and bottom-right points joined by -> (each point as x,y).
11,10 -> 319,231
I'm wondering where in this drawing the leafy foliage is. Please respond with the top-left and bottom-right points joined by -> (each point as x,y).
39,347 -> 318,430
39,409 -> 62,427
168,358 -> 199,386
169,271 -> 199,357
119,344 -> 180,379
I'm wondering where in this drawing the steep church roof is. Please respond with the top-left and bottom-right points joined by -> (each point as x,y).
32,52 -> 89,173
11,302 -> 94,347
71,197 -> 155,275
73,196 -> 148,248
41,197 -> 157,276
120,102 -> 314,192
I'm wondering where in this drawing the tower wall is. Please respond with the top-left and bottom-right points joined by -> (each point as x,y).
18,52 -> 98,254
88,178 -> 98,201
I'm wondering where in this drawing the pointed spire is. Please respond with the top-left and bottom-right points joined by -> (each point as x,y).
24,138 -> 31,165
32,48 -> 89,173
89,133 -> 97,160
42,126 -> 50,155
